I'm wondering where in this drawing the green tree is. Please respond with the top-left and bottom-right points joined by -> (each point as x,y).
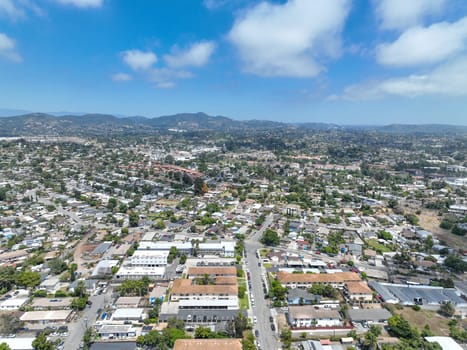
0,343 -> 11,350
107,197 -> 118,211
15,270 -> 41,288
444,254 -> 467,273
363,325 -> 382,350
194,178 -> 208,196
129,211 -> 139,227
69,263 -> 78,282
32,333 -> 54,350
73,280 -> 87,297
260,229 -> 280,246
387,315 -> 417,339
439,301 -> 455,317
71,297 -> 88,310
48,258 -> 68,275
194,326 -> 212,339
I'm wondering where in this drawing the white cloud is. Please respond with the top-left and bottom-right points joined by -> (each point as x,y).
227,0 -> 350,78
0,33 -> 22,62
340,56 -> 467,100
203,0 -> 227,10
147,68 -> 193,88
0,0 -> 25,19
377,17 -> 467,67
0,33 -> 14,50
122,50 -> 157,71
0,0 -> 44,20
156,82 -> 176,89
54,0 -> 103,8
164,41 -> 216,68
374,0 -> 446,31
111,73 -> 132,82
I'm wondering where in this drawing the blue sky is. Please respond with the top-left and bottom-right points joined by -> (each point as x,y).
1,0 -> 467,124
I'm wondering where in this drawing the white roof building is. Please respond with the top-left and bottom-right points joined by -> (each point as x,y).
425,336 -> 463,350
0,297 -> 28,310
115,265 -> 165,281
112,308 -> 144,321
130,250 -> 169,266
0,337 -> 34,350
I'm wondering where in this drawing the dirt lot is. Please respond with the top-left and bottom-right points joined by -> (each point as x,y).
394,307 -> 466,336
417,209 -> 467,250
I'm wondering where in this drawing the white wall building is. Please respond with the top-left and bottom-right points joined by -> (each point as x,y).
130,250 -> 169,267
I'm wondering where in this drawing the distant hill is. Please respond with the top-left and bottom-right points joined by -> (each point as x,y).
373,124 -> 467,135
0,112 -> 287,136
0,112 -> 465,136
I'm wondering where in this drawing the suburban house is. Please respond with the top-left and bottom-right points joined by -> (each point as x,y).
344,281 -> 373,302
287,289 -> 321,305
287,306 -> 343,328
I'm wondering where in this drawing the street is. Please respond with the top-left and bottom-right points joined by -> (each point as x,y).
62,288 -> 111,350
245,214 -> 281,350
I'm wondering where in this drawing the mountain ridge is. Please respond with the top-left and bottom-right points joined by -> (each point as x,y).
0,112 -> 466,136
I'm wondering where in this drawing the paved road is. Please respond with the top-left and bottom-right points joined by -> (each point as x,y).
245,214 -> 280,350
63,288 -> 112,350
37,197 -> 87,226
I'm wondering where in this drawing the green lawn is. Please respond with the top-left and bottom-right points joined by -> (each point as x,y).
238,278 -> 249,310
367,239 -> 393,253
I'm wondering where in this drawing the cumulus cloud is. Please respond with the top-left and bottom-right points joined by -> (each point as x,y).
0,0 -> 43,20
227,0 -> 350,78
122,50 -> 158,71
0,0 -> 25,19
377,17 -> 467,67
164,41 -> 216,68
0,33 -> 22,62
339,56 -> 467,100
116,44 -> 207,88
54,0 -> 103,8
111,73 -> 132,82
374,0 -> 446,31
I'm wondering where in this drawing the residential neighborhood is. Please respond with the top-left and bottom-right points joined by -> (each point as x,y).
0,126 -> 466,350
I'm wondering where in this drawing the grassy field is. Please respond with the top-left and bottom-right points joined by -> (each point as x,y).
238,278 -> 249,310
417,209 -> 467,250
367,239 -> 393,253
394,308 -> 451,336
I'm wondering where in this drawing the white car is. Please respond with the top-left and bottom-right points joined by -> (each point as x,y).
253,316 -> 257,324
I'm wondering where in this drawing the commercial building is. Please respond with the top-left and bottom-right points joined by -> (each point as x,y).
115,265 -> 165,281
97,325 -> 137,339
31,298 -> 73,310
277,271 -> 361,289
173,339 -> 242,350
0,297 -> 28,310
187,266 -> 237,278
0,337 -> 34,350
348,308 -> 392,324
130,250 -> 169,267
111,308 -> 145,322
20,310 -> 73,326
